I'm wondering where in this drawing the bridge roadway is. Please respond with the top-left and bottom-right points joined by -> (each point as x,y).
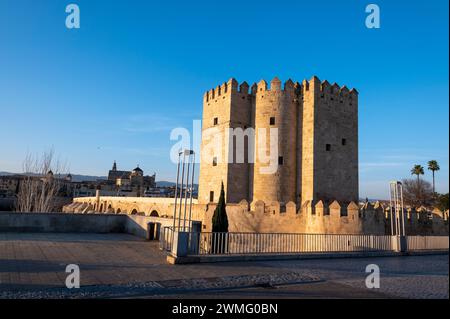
0,232 -> 447,298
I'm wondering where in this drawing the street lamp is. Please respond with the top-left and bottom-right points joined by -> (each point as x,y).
389,181 -> 405,236
172,149 -> 195,232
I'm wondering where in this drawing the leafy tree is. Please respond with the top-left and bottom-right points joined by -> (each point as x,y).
402,178 -> 434,207
427,160 -> 440,193
411,164 -> 424,183
212,182 -> 228,232
435,193 -> 449,212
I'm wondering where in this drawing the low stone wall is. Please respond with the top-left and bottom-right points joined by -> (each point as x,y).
0,212 -> 190,239
0,198 -> 15,211
0,212 -> 126,233
125,215 -> 196,238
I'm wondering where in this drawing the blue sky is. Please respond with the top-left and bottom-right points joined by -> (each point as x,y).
0,0 -> 448,199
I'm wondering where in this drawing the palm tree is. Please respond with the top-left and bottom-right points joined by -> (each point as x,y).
427,160 -> 440,193
411,165 -> 424,183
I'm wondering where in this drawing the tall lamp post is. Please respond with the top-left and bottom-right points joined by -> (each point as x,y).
172,149 -> 195,232
389,181 -> 405,236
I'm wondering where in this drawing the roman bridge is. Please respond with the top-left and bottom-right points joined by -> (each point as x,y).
63,195 -> 208,223
65,196 -> 194,218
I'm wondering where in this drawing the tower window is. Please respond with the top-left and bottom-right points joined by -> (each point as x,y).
209,191 -> 214,202
212,157 -> 217,166
270,117 -> 276,125
213,117 -> 218,125
278,156 -> 284,165
326,144 -> 331,151
342,138 -> 347,146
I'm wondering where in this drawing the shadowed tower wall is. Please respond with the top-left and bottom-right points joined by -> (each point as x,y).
198,78 -> 252,204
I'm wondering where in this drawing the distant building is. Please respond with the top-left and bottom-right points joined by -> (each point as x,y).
106,161 -> 156,196
0,175 -> 22,198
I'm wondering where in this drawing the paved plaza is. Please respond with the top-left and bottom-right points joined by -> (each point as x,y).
0,233 -> 448,299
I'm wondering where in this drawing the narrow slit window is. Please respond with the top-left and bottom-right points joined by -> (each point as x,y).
213,117 -> 218,125
270,117 -> 276,125
212,157 -> 217,166
209,191 -> 214,202
326,144 -> 331,151
278,156 -> 284,165
342,138 -> 347,146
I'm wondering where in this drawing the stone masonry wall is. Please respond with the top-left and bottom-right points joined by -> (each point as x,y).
63,197 -> 449,236
198,75 -> 359,208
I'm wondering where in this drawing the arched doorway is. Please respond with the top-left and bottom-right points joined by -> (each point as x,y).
130,209 -> 138,215
116,208 -> 121,214
147,222 -> 161,240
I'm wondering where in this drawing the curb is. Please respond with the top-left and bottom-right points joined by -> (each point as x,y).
167,250 -> 449,264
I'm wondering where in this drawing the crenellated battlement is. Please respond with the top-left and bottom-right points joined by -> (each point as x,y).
201,199 -> 449,235
205,76 -> 358,103
204,78 -> 252,102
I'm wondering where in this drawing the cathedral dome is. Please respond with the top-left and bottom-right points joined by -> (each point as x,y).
132,165 -> 143,176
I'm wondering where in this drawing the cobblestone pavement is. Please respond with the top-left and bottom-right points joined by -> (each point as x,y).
0,233 -> 448,299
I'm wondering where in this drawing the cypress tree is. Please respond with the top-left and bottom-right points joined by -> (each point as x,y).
212,182 -> 228,232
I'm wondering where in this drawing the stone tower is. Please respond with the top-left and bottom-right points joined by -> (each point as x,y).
198,76 -> 359,207
197,78 -> 252,204
300,76 -> 359,205
252,77 -> 298,204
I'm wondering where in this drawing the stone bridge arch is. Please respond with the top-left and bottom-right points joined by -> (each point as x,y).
146,203 -> 172,218
129,206 -> 145,216
149,210 -> 159,217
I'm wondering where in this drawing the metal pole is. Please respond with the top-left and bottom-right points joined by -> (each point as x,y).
178,152 -> 186,230
397,183 -> 400,236
395,184 -> 400,236
389,182 -> 394,235
188,152 -> 195,233
395,183 -> 399,236
182,152 -> 191,232
393,183 -> 398,236
400,182 -> 406,236
172,151 -> 181,230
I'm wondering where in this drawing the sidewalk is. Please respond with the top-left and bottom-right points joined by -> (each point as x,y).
0,233 -> 448,299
